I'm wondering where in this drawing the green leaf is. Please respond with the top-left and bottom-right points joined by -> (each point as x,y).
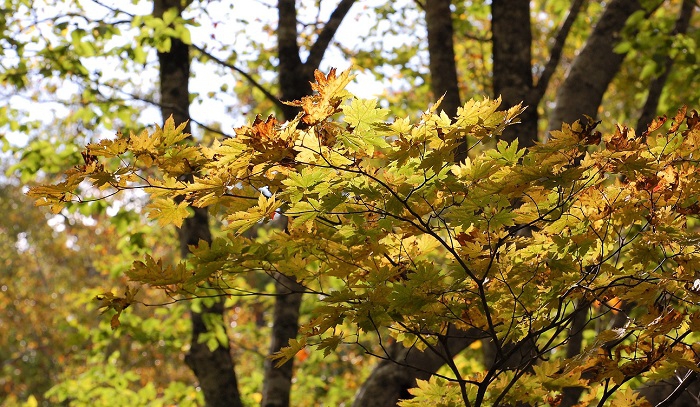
342,98 -> 389,133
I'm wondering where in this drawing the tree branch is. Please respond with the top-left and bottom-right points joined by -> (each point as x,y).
191,44 -> 287,112
656,370 -> 700,407
636,0 -> 694,135
305,0 -> 358,70
531,0 -> 587,103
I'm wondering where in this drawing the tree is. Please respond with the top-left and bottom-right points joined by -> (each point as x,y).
265,2 -> 357,405
4,0 -> 700,405
152,0 -> 242,405
31,69 -> 700,406
3,1 -> 360,405
0,177 -> 201,406
548,0 -> 646,133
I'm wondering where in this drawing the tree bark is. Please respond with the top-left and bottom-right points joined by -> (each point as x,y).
548,0 -> 643,133
352,5 -> 473,405
262,2 -> 357,406
261,273 -> 304,407
490,0 -> 585,146
559,303 -> 591,407
153,1 -> 242,406
426,0 -> 464,161
352,327 -> 484,407
636,0 -> 694,135
492,0 -> 537,148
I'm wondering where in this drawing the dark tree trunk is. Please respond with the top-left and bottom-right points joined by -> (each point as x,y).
153,1 -> 242,406
559,303 -> 591,407
492,0 -> 537,148
548,0 -> 643,133
352,6 -> 475,405
276,0 -> 310,120
490,0 -> 585,146
352,327 -> 484,407
262,1 -> 357,406
261,273 -> 304,407
261,4 -> 309,407
426,0 -> 463,161
636,0 -> 694,135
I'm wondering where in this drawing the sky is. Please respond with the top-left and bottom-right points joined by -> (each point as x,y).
3,0 -> 422,147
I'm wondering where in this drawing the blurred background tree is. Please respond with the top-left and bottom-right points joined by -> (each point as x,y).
1,0 -> 698,406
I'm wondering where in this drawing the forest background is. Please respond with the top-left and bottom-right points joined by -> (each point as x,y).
2,0 -> 700,406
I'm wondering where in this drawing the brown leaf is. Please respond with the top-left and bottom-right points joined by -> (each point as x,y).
687,109 -> 700,130
644,115 -> 666,136
110,313 -> 121,330
669,105 -> 687,134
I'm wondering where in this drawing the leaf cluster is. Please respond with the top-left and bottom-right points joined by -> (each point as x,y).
29,69 -> 700,405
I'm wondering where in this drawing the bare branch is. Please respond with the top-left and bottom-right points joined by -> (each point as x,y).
305,0 -> 357,70
656,370 -> 700,407
532,0 -> 587,103
191,44 -> 286,112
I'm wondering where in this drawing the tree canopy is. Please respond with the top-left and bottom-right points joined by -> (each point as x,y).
30,68 -> 700,405
3,1 -> 700,406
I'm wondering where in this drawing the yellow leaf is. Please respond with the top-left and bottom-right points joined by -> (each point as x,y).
130,128 -> 160,154
160,115 -> 190,146
284,68 -> 354,125
87,137 -> 128,157
146,198 -> 191,227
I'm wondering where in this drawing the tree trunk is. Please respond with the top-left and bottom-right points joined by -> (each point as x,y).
636,0 -> 694,135
492,0 -> 537,148
352,327 -> 484,407
260,3 -> 310,406
490,0 -> 585,146
262,1 -> 357,406
352,4 -> 472,405
426,0 -> 464,161
548,0 -> 643,133
153,1 -> 242,406
261,274 -> 304,407
559,303 -> 591,407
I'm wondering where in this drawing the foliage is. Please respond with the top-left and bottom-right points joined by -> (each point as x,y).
44,351 -> 203,407
0,181 -> 198,406
349,0 -> 700,135
29,68 -> 700,405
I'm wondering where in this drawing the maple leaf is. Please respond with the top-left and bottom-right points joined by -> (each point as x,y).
130,128 -> 160,155
401,378 -> 463,407
453,97 -> 502,129
284,68 -> 354,125
271,337 -> 307,367
94,286 -> 138,330
340,98 -> 391,154
485,139 -> 525,164
316,334 -> 343,358
226,193 -> 281,235
160,115 -> 190,146
342,98 -> 389,133
86,137 -> 128,157
610,387 -> 651,407
237,114 -> 297,165
126,255 -> 188,287
145,198 -> 191,227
